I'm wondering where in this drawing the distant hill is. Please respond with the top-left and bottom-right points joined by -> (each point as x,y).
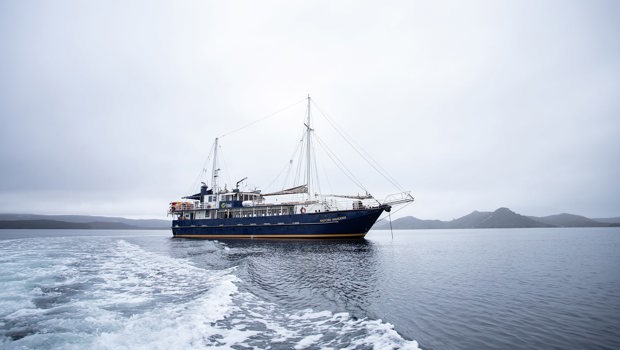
593,217 -> 620,224
2,210 -> 617,231
530,213 -> 610,227
0,214 -> 170,230
383,216 -> 446,230
475,208 -> 550,228
0,220 -> 91,229
374,208 -> 619,230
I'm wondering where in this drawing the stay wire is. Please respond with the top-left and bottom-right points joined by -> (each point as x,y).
218,98 -> 306,139
310,133 -> 322,197
268,135 -> 304,192
284,138 -> 304,189
185,98 -> 303,194
314,133 -> 369,194
375,201 -> 414,223
389,211 -> 394,240
186,142 -> 215,195
265,160 -> 292,192
191,97 -> 305,194
218,146 -> 234,191
294,133 -> 305,187
311,101 -> 405,192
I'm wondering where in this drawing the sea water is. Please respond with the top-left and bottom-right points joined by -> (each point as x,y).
1,228 -> 619,349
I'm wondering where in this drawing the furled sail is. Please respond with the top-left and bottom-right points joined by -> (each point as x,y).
324,193 -> 374,200
263,185 -> 308,196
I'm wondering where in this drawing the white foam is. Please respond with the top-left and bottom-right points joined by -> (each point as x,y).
89,240 -> 237,306
1,237 -> 421,350
0,238 -> 244,349
346,318 -> 421,350
90,275 -> 244,350
83,240 -> 249,349
223,293 -> 421,349
295,334 -> 324,349
89,241 -> 420,349
289,309 -> 333,320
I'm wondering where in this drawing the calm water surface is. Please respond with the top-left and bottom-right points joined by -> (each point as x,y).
1,228 -> 619,349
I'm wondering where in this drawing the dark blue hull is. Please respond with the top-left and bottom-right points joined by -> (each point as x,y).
171,207 -> 386,239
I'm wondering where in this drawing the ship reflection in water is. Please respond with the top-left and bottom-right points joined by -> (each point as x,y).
221,239 -> 381,314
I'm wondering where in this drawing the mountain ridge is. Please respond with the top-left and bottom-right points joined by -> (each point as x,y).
0,214 -> 169,230
1,210 -> 618,230
374,208 -> 620,230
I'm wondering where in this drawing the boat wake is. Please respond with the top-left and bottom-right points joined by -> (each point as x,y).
0,237 -> 419,349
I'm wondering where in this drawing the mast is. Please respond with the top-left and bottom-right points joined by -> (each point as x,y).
306,95 -> 312,200
211,137 -> 219,194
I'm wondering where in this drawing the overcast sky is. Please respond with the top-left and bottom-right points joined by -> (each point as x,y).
1,0 -> 618,220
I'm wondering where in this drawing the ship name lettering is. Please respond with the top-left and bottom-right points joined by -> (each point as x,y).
320,216 -> 347,223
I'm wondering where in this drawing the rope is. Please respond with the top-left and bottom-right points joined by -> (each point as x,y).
265,160 -> 292,192
186,142 -> 215,195
266,133 -> 304,192
218,98 -> 306,138
389,210 -> 394,240
314,133 -> 369,194
375,201 -> 414,223
218,146 -> 234,191
310,129 -> 322,197
311,100 -> 405,192
195,98 -> 305,193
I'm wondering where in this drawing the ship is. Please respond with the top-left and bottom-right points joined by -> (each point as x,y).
168,96 -> 413,239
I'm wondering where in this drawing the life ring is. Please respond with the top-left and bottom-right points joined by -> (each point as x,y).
300,207 -> 306,214
220,202 -> 226,209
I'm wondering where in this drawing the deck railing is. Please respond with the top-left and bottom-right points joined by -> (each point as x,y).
169,196 -> 386,214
